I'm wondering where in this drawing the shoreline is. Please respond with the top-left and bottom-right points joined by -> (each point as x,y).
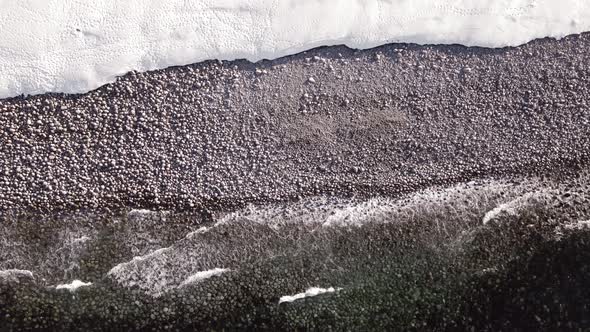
4,31 -> 590,102
1,32 -> 590,330
1,33 -> 590,212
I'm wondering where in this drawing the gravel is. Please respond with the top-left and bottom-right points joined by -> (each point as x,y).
0,33 -> 589,214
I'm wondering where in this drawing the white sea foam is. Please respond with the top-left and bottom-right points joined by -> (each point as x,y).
55,280 -> 92,291
185,226 -> 211,240
279,287 -> 341,304
128,209 -> 168,217
0,269 -> 33,282
563,219 -> 590,231
1,0 -> 589,98
178,268 -> 230,288
71,236 -> 91,245
107,247 -> 171,280
128,209 -> 156,215
217,179 -> 526,228
106,246 -> 177,296
482,191 -> 551,225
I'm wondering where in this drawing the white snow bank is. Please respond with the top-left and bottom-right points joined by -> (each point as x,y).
178,268 -> 230,288
55,280 -> 92,291
1,0 -> 589,98
279,287 -> 341,304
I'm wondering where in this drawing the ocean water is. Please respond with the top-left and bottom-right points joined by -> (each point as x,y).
1,174 -> 589,329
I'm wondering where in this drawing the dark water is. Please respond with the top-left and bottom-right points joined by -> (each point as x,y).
1,175 -> 589,331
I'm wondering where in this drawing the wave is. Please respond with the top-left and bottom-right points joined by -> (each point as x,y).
279,286 -> 342,304
1,173 -> 589,329
3,174 -> 585,295
55,280 -> 92,292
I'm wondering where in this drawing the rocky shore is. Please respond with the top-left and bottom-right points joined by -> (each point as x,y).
1,33 -> 590,212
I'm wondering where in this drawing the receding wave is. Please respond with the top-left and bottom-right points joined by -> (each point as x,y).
1,173 -> 589,330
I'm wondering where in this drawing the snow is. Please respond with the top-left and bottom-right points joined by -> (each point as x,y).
279,287 -> 341,304
1,0 -> 589,98
178,268 -> 230,288
55,280 -> 92,291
